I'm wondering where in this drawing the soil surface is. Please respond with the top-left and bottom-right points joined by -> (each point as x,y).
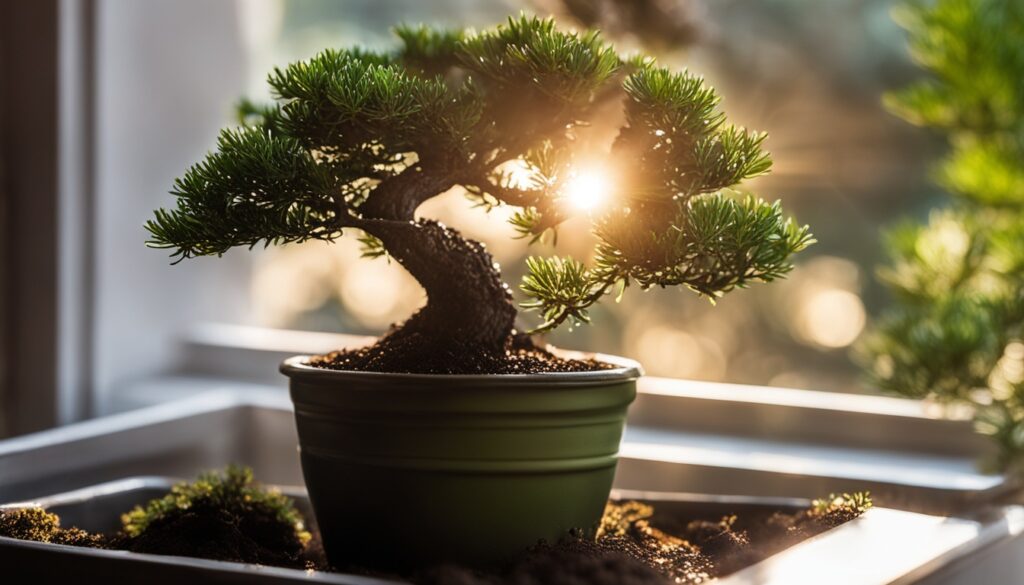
1,496 -> 868,585
368,499 -> 865,585
310,331 -> 616,374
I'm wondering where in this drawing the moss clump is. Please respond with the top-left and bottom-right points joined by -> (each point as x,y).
807,492 -> 874,527
117,465 -> 311,566
0,507 -> 103,547
1,467 -> 313,568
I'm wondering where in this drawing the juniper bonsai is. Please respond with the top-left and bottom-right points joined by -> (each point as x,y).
146,15 -> 812,374
859,0 -> 1024,471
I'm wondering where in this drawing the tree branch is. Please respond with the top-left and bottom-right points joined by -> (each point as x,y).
357,165 -> 458,221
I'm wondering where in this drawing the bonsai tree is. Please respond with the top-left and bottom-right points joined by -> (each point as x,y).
860,0 -> 1024,471
147,15 -> 812,374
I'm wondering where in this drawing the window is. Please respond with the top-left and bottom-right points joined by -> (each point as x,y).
3,0 -> 943,433
232,0 -> 933,393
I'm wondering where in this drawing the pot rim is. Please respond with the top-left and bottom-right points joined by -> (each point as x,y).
280,348 -> 643,386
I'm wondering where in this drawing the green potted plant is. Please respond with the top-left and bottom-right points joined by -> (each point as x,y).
860,0 -> 1024,473
146,15 -> 812,570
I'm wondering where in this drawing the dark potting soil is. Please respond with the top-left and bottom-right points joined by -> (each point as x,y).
0,496 -> 870,585
310,331 -> 616,375
398,498 -> 868,585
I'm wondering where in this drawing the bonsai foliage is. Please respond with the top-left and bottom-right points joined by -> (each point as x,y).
147,15 -> 812,373
860,0 -> 1024,471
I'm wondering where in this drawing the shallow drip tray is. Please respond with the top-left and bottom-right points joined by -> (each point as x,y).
0,477 -> 852,584
1,477 -> 1018,585
0,393 -> 1021,583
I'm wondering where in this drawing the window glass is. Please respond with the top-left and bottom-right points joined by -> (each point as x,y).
246,0 -> 933,393
94,0 -> 935,401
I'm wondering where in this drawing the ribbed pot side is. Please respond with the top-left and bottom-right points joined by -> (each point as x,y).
281,355 -> 641,571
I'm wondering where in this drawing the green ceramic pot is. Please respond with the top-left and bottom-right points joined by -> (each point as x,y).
280,353 -> 641,571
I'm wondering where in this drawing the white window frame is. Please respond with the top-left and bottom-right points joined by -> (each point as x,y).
3,0 -> 257,435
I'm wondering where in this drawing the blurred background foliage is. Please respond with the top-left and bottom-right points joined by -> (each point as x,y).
236,0 -> 944,393
859,0 -> 1024,471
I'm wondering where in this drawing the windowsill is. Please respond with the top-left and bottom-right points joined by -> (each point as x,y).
87,322 -> 1006,517
111,373 -> 1000,484
166,323 -> 988,454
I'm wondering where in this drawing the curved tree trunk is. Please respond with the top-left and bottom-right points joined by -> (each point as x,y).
340,213 -> 517,372
371,218 -> 517,351
332,166 -> 519,372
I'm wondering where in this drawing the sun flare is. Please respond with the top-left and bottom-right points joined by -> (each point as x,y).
563,167 -> 612,212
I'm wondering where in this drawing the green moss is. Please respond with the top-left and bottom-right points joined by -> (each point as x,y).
2,467 -> 312,567
0,507 -> 60,541
119,465 -> 311,566
809,492 -> 873,526
0,507 -> 103,547
122,465 -> 305,541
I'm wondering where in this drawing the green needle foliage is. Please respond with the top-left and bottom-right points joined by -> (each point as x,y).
524,196 -> 811,330
147,14 -> 810,339
860,0 -> 1024,472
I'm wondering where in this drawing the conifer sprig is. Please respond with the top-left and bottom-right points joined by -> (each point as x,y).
522,195 -> 813,331
146,127 -> 336,262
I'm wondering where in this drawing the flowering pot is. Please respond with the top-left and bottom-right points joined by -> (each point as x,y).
280,354 -> 641,570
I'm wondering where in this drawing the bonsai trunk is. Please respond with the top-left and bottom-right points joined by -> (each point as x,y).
352,215 -> 518,372
324,163 -> 550,372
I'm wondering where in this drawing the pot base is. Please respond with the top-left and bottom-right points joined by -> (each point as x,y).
302,453 -> 616,570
